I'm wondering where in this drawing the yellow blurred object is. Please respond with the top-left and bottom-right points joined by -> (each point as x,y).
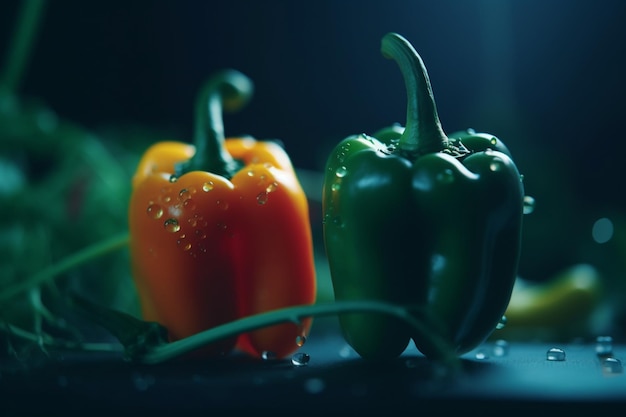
492,264 -> 604,341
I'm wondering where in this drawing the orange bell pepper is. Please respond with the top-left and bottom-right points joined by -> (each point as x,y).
128,70 -> 316,359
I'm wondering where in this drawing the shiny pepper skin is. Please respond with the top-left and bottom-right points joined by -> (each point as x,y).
322,33 -> 524,360
129,70 -> 316,359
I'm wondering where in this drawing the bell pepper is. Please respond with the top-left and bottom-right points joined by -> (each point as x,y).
128,69 -> 316,359
322,33 -> 524,360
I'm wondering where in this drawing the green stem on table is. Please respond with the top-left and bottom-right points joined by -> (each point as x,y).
139,301 -> 459,369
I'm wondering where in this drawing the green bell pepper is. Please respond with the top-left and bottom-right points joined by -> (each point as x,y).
322,32 -> 525,360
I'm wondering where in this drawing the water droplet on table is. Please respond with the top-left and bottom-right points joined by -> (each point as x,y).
492,339 -> 509,357
601,357 -> 623,374
595,335 -> 613,357
291,352 -> 310,366
546,347 -> 566,361
261,351 -> 276,361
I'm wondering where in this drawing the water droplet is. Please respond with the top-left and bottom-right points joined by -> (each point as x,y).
546,347 -> 566,361
247,170 -> 255,177
303,378 -> 325,394
492,339 -> 509,357
519,174 -> 525,183
295,335 -> 306,347
291,352 -> 310,366
169,175 -> 178,183
595,336 -> 613,357
164,218 -> 180,233
490,137 -> 498,146
496,315 -> 507,330
489,156 -> 504,171
188,215 -> 199,227
335,166 -> 347,178
475,350 -> 489,360
256,192 -> 269,205
177,236 -> 192,251
266,182 -> 278,193
592,218 -> 614,244
436,168 -> 454,184
183,199 -> 196,210
523,196 -> 536,214
261,351 -> 277,361
178,188 -> 191,202
601,357 -> 623,374
147,204 -> 163,219
202,182 -> 214,192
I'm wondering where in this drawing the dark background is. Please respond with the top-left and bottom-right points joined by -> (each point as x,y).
2,0 -> 626,286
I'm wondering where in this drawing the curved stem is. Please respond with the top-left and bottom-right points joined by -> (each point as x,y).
177,69 -> 253,179
0,232 -> 129,303
0,0 -> 47,94
140,301 -> 459,369
380,32 -> 448,155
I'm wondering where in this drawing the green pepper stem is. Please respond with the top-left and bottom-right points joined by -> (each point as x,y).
177,69 -> 253,178
381,32 -> 448,155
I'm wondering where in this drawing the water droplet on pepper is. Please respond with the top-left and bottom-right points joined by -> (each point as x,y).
295,335 -> 307,347
266,182 -> 278,193
147,204 -> 163,219
164,218 -> 180,233
523,196 -> 536,214
178,188 -> 191,202
202,182 -> 214,192
257,192 -> 269,205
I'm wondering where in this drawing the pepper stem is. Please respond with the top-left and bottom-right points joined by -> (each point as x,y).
381,33 -> 448,155
176,69 -> 253,178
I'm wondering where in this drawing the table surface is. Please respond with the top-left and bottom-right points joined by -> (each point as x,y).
2,316 -> 625,417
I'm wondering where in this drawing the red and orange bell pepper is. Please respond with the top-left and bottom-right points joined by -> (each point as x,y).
128,70 -> 316,359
